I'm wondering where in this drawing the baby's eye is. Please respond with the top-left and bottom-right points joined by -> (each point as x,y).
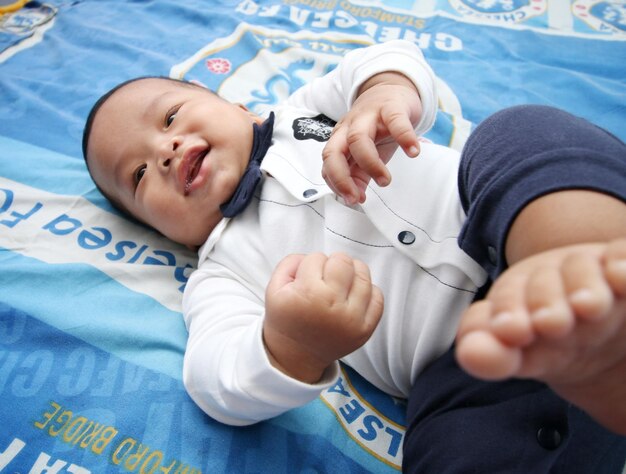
134,165 -> 146,185
165,104 -> 181,128
166,111 -> 177,127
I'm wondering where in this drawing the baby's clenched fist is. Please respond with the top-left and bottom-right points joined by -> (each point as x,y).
263,252 -> 384,383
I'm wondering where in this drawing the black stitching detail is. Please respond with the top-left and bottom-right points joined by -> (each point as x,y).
415,264 -> 477,294
366,186 -> 458,244
257,196 -> 477,294
258,197 -> 394,249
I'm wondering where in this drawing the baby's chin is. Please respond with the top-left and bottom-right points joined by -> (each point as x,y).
176,232 -> 208,251
177,222 -> 217,251
159,202 -> 224,249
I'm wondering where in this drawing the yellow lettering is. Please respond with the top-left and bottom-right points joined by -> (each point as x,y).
32,402 -> 200,470
159,459 -> 177,474
112,437 -> 135,465
63,416 -> 88,443
140,450 -> 163,474
72,420 -> 95,445
48,410 -> 73,437
126,443 -> 150,470
33,401 -> 61,430
91,426 -> 117,455
79,423 -> 104,448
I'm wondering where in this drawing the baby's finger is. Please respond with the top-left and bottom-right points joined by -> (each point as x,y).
322,253 -> 356,300
266,254 -> 307,295
347,259 -> 376,312
295,252 -> 327,284
350,260 -> 384,340
380,105 -> 420,157
362,284 -> 384,334
346,164 -> 371,203
346,118 -> 391,187
322,127 -> 360,204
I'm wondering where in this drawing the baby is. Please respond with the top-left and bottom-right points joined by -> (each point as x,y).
83,40 -> 625,471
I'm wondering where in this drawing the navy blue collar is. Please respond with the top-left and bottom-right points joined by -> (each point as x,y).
220,112 -> 275,218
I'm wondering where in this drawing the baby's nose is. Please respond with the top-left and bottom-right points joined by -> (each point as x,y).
159,136 -> 182,166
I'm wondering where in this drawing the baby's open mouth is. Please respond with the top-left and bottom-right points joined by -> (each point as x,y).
184,149 -> 208,195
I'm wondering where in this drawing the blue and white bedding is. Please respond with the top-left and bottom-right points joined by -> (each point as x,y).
1,1 -> 624,472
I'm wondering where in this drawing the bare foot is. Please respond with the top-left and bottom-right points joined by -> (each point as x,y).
456,239 -> 626,435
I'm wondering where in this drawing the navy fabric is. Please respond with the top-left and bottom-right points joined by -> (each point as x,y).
220,112 -> 275,218
404,105 -> 626,473
457,105 -> 626,280
403,349 -> 626,473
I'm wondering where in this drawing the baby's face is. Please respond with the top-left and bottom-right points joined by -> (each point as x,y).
86,78 -> 262,248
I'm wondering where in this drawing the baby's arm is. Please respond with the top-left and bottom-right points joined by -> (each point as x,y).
285,40 -> 437,205
182,253 -> 383,425
263,253 -> 384,383
183,263 -> 345,426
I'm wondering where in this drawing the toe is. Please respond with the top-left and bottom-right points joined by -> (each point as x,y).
562,253 -> 613,321
456,331 -> 522,380
604,239 -> 626,296
526,266 -> 574,338
487,273 -> 534,346
457,300 -> 492,339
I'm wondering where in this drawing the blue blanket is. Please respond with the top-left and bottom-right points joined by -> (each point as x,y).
1,1 -> 624,472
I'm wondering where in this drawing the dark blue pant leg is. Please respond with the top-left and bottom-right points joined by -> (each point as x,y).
403,105 -> 626,473
458,105 -> 626,281
403,348 -> 626,473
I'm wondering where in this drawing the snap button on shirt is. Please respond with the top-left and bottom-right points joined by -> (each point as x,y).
487,245 -> 498,266
303,189 -> 318,198
536,426 -> 563,450
398,231 -> 416,245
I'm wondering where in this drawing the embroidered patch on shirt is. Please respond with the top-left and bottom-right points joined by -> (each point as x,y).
292,114 -> 336,142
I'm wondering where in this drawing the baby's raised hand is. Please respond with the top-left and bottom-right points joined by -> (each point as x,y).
322,72 -> 423,205
263,253 -> 384,383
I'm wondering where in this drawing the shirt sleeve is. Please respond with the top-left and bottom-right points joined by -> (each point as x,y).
457,105 -> 626,282
284,39 -> 438,136
182,261 -> 340,426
